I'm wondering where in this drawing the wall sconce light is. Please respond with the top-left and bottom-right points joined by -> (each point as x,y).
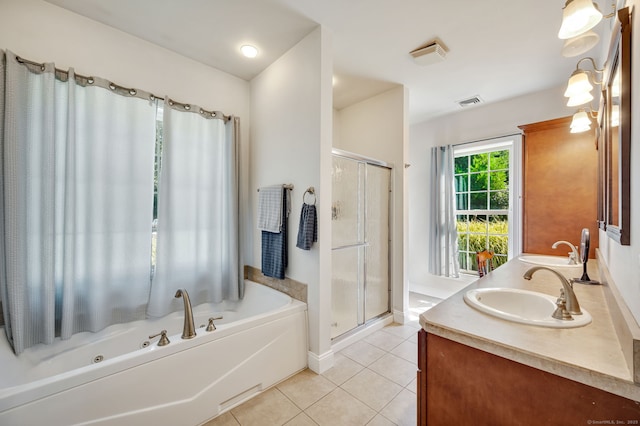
570,108 -> 597,133
558,0 -> 603,39
563,57 -> 603,107
558,0 -> 616,40
567,91 -> 594,107
561,30 -> 599,57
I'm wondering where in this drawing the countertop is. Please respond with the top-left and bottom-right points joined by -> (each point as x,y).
419,256 -> 640,402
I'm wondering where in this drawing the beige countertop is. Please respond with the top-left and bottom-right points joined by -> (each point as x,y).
419,256 -> 640,402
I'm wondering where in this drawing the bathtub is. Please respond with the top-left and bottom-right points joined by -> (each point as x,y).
0,280 -> 308,425
409,274 -> 478,300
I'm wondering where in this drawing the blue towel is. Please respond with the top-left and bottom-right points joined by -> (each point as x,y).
296,203 -> 317,250
261,188 -> 289,279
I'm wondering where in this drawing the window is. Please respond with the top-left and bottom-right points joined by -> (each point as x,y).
454,137 -> 521,273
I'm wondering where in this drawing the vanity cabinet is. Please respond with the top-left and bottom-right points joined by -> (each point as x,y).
417,330 -> 640,425
519,117 -> 598,257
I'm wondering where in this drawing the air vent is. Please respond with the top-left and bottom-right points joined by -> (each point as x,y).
410,38 -> 448,66
457,96 -> 483,108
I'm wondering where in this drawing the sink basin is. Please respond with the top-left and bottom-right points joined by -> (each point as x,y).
463,288 -> 592,328
518,254 -> 581,268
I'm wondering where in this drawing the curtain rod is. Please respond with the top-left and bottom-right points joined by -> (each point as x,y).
453,132 -> 522,147
13,54 -> 232,122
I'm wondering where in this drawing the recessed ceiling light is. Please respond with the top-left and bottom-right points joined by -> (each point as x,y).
240,45 -> 258,58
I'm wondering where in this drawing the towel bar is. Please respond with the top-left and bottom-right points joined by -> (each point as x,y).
257,184 -> 294,192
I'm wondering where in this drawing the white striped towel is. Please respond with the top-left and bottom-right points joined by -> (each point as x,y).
257,185 -> 283,232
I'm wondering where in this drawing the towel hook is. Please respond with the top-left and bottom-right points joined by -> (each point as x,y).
304,187 -> 316,205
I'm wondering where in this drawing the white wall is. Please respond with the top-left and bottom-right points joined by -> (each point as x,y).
250,27 -> 334,372
598,0 -> 640,326
0,0 -> 253,262
0,0 -> 249,129
408,85 -> 577,286
334,86 -> 410,322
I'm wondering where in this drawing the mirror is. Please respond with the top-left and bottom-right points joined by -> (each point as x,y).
602,7 -> 631,245
608,56 -> 620,227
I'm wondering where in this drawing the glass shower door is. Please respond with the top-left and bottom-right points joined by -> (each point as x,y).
331,156 -> 364,338
364,164 -> 390,321
331,154 -> 390,340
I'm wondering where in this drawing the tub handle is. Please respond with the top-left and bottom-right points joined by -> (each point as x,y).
149,330 -> 170,346
206,316 -> 223,332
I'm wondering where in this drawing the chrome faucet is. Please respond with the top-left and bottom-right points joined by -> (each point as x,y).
175,289 -> 196,339
551,240 -> 581,264
523,266 -> 582,316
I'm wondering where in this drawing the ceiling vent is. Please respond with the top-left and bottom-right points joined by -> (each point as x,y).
457,95 -> 484,108
410,38 -> 448,66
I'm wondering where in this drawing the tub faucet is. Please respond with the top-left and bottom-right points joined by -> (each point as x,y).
523,266 -> 582,316
175,289 -> 196,339
551,240 -> 580,264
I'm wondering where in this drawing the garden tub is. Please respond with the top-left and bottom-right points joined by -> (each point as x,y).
0,280 -> 308,425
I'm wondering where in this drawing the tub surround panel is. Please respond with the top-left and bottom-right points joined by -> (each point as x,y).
2,312 -> 308,425
245,265 -> 308,303
420,257 -> 640,402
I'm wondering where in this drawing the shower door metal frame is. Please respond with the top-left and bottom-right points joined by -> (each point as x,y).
331,148 -> 393,339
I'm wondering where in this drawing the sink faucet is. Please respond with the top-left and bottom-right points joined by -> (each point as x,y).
551,240 -> 580,264
523,266 -> 582,316
175,289 -> 196,339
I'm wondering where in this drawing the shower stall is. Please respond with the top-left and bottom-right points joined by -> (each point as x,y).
331,149 -> 391,340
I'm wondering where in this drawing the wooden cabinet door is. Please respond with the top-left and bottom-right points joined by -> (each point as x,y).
519,117 -> 598,257
419,332 -> 640,425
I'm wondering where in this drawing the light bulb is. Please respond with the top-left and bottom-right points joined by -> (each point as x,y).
564,70 -> 593,97
567,91 -> 594,107
240,45 -> 258,58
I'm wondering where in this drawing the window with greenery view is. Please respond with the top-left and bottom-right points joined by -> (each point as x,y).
455,148 -> 510,272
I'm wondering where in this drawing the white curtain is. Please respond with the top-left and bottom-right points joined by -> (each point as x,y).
0,51 -> 157,354
147,99 -> 240,317
428,145 -> 460,277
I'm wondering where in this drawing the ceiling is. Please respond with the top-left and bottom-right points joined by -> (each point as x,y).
43,0 -> 613,123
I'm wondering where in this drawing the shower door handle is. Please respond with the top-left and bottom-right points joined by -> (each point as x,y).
331,243 -> 370,251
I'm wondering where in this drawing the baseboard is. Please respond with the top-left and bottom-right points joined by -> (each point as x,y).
307,349 -> 334,374
393,309 -> 412,324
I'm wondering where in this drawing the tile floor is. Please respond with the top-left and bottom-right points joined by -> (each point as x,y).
204,292 -> 442,426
